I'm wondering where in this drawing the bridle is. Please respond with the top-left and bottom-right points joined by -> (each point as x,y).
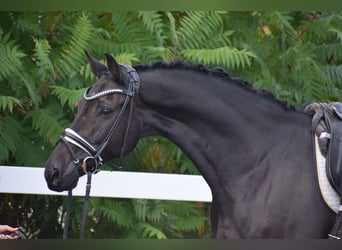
60,64 -> 140,174
59,64 -> 140,239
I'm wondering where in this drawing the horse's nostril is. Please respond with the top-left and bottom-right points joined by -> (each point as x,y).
51,168 -> 59,187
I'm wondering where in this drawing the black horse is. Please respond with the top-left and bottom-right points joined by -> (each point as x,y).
44,52 -> 335,238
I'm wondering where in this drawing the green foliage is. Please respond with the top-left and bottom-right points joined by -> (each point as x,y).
176,11 -> 228,49
51,86 -> 86,109
33,38 -> 55,79
0,33 -> 25,80
85,198 -> 208,239
138,11 -> 165,46
326,65 -> 342,86
0,96 -> 22,113
57,13 -> 95,79
27,107 -> 67,144
138,222 -> 167,239
1,10 -> 342,239
0,116 -> 22,162
181,47 -> 256,69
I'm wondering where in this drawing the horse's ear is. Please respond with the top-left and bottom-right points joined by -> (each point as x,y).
104,53 -> 121,82
85,51 -> 107,78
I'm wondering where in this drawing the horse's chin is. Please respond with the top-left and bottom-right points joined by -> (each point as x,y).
48,181 -> 78,192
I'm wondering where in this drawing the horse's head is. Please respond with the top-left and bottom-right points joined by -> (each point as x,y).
44,52 -> 142,191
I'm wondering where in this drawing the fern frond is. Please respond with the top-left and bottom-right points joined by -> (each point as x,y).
298,57 -> 330,102
133,199 -> 166,223
16,12 -> 45,37
137,222 -> 167,239
19,72 -> 41,106
145,47 -> 174,63
26,108 -> 67,143
181,46 -> 256,69
177,11 -> 225,49
90,39 -> 140,57
166,201 -> 206,232
14,135 -> 50,166
79,62 -> 96,83
0,33 -> 25,80
115,53 -> 140,65
172,214 -> 206,232
58,13 -> 94,78
0,116 -> 22,162
325,65 -> 342,86
316,43 -> 342,63
138,11 -> 165,46
302,78 -> 328,102
166,11 -> 178,52
111,12 -> 155,47
97,199 -> 133,228
178,151 -> 198,174
51,85 -> 85,108
134,199 -> 148,222
304,12 -> 340,41
328,27 -> 342,43
166,201 -> 199,217
327,13 -> 342,43
284,42 -> 317,65
272,12 -> 296,41
0,143 -> 10,163
33,38 -> 55,79
0,95 -> 22,113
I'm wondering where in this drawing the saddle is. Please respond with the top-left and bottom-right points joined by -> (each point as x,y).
304,102 -> 342,239
304,102 -> 342,197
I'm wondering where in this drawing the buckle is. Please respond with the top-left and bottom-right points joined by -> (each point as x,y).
81,156 -> 100,173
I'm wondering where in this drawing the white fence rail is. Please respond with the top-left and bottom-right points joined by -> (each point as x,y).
0,166 -> 212,202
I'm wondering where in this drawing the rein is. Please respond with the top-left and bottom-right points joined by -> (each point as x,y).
60,65 -> 139,239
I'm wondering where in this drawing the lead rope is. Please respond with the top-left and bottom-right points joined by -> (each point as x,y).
61,137 -> 77,240
63,173 -> 93,239
80,172 -> 92,239
63,190 -> 72,239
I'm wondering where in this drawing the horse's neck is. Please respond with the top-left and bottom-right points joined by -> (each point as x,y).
137,69 -> 309,187
138,68 -> 298,138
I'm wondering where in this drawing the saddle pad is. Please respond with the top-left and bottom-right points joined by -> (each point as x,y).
315,135 -> 340,213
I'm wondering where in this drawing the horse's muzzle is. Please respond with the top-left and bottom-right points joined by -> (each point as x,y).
44,162 -> 80,192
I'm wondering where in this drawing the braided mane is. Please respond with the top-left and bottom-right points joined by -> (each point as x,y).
134,61 -> 296,111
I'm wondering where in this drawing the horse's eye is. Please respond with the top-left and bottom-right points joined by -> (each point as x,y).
99,107 -> 114,116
